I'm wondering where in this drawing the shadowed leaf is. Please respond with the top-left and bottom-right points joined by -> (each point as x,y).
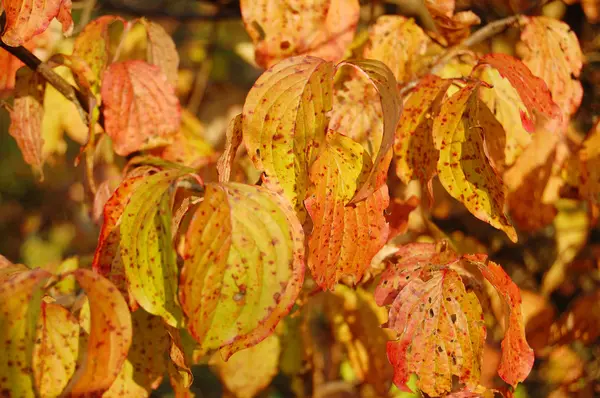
218,114 -> 243,183
142,19 -> 179,86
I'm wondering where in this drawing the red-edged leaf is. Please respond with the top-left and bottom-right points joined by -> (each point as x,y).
336,59 -> 401,203
101,60 -> 181,156
217,114 -> 243,183
1,0 -> 73,46
463,255 -> 534,387
180,183 -> 305,359
476,53 -> 561,132
305,133 -> 389,290
385,269 -> 485,396
66,269 -> 132,396
0,268 -> 51,397
240,0 -> 360,68
8,69 -> 45,176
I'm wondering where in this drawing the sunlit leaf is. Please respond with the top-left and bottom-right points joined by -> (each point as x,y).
180,183 -> 305,359
336,59 -> 401,203
242,55 -> 333,221
1,0 -> 73,46
66,269 -> 132,396
120,169 -> 188,327
101,60 -> 181,156
394,74 -> 450,198
32,302 -> 79,397
8,68 -> 45,176
433,82 -> 516,242
0,268 -> 51,397
210,334 -> 280,398
142,19 -> 179,86
477,53 -> 561,132
518,16 -> 583,119
240,0 -> 360,68
217,114 -> 243,183
305,133 -> 389,289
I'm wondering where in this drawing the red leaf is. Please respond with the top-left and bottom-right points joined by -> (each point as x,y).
385,195 -> 420,241
477,53 -> 561,132
1,0 -> 73,46
101,60 -> 181,156
0,48 -> 23,95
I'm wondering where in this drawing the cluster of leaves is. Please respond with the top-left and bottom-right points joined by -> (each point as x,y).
0,0 -> 599,397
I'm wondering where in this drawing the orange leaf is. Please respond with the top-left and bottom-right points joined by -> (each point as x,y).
305,133 -> 389,290
1,0 -> 73,46
425,2 -> 481,46
8,69 -> 45,176
101,60 -> 181,156
579,121 -> 600,203
477,53 -> 561,132
240,0 -> 359,68
142,19 -> 179,86
217,114 -> 243,183
66,269 -> 132,396
386,195 -> 420,241
0,47 -> 23,95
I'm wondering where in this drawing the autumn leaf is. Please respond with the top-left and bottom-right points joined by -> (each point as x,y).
363,16 -> 440,85
32,302 -> 80,397
119,169 -> 189,327
217,114 -> 243,183
386,195 -> 420,241
0,47 -> 24,95
385,269 -> 485,396
518,16 -> 583,119
210,334 -> 280,398
336,59 -> 401,203
66,269 -> 132,396
305,133 -> 389,290
0,268 -> 51,397
394,74 -> 450,198
141,19 -> 179,86
433,82 -> 516,242
549,289 -> 600,345
180,183 -> 305,359
8,68 -> 45,176
240,0 -> 360,68
1,0 -> 73,47
477,53 -> 562,132
579,121 -> 600,203
242,56 -> 333,221
101,60 -> 181,156
463,255 -> 535,387
425,1 -> 481,46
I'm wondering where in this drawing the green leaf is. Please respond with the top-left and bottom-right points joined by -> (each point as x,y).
180,183 -> 305,359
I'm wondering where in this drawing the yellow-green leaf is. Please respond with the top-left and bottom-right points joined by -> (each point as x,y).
433,82 -> 516,242
242,55 -> 334,221
180,183 -> 305,359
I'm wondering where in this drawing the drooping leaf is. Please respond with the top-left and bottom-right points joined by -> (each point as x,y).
305,133 -> 389,289
0,268 -> 51,397
8,68 -> 45,176
336,59 -> 401,203
103,310 -> 170,397
240,0 -> 360,68
142,19 -> 179,86
210,334 -> 280,398
66,269 -> 132,396
433,82 -> 516,242
385,269 -> 485,396
394,74 -> 450,197
32,302 -> 80,397
180,183 -> 305,359
477,53 -> 561,132
518,16 -> 583,119
242,55 -> 333,221
463,255 -> 535,388
1,0 -> 73,46
217,114 -> 243,183
165,327 -> 194,394
101,60 -> 181,156
120,169 -> 188,327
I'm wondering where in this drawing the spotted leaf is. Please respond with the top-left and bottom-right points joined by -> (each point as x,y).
305,133 -> 389,290
240,0 -> 359,68
433,82 -> 516,242
242,56 -> 333,221
1,0 -> 73,46
180,183 -> 305,359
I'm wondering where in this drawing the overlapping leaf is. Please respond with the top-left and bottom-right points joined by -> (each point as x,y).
180,183 -> 305,359
240,0 -> 360,68
305,133 -> 389,289
433,82 -> 516,242
394,74 -> 450,198
1,0 -> 73,46
119,169 -> 189,327
425,1 -> 481,45
518,16 -> 583,119
0,47 -> 24,94
217,114 -> 243,183
101,60 -> 181,156
242,56 -> 333,221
